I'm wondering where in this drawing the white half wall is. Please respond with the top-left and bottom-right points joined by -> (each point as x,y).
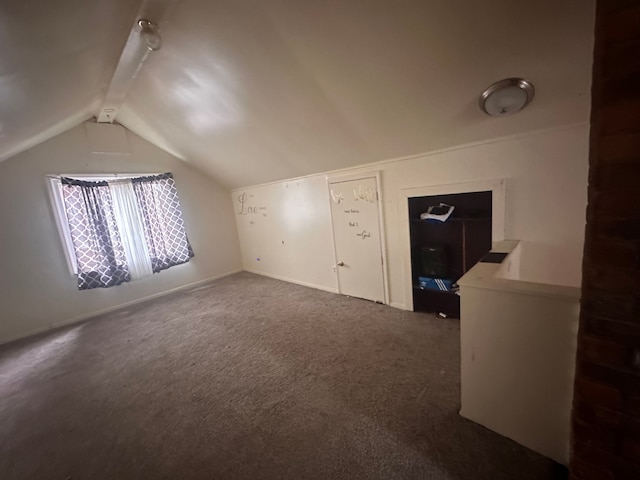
458,241 -> 580,464
233,124 -> 589,310
0,123 -> 242,343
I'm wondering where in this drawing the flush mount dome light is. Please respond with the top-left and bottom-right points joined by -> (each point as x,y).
138,19 -> 162,51
479,78 -> 535,116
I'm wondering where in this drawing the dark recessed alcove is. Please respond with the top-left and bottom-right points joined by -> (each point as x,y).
409,191 -> 492,318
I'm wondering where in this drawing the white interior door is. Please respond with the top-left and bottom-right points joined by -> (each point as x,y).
329,175 -> 386,303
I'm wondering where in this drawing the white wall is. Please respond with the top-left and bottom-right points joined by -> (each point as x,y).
234,175 -> 338,293
0,123 -> 242,343
233,124 -> 589,309
496,240 -> 581,288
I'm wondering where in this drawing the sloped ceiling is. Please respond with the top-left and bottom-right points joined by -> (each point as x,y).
0,0 -> 142,161
2,0 -> 595,188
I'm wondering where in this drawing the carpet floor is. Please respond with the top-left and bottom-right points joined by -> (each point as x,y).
0,272 -> 562,479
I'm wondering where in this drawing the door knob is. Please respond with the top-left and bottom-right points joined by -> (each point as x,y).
337,261 -> 345,267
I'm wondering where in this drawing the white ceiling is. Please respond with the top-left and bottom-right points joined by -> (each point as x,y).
0,0 -> 140,161
1,0 -> 595,188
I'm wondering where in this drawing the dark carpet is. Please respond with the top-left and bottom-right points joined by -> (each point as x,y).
0,272 -> 561,479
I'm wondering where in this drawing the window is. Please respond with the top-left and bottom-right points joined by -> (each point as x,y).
48,172 -> 193,290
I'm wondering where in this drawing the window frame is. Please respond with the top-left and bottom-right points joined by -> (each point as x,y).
46,173 -> 160,276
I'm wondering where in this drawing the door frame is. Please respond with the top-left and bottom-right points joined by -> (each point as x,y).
326,171 -> 390,305
398,179 -> 506,311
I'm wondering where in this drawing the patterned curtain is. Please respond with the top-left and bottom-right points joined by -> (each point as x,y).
61,178 -> 131,290
131,173 -> 194,273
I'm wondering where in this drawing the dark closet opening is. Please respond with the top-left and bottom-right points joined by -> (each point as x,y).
408,191 -> 492,318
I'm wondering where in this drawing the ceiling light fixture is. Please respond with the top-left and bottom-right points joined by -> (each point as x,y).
138,19 -> 162,52
479,78 -> 535,116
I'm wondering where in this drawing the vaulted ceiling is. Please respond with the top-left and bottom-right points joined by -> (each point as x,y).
1,0 -> 595,188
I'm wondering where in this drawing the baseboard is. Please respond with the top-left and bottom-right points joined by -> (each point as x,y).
244,269 -> 339,294
390,302 -> 410,311
244,270 -> 409,308
0,269 -> 242,346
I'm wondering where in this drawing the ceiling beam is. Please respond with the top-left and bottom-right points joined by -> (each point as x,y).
97,0 -> 177,123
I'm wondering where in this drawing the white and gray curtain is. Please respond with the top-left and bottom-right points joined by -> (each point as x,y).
61,173 -> 193,290
132,173 -> 194,273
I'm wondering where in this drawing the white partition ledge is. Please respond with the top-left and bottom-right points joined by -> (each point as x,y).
458,240 -> 580,465
458,240 -> 581,300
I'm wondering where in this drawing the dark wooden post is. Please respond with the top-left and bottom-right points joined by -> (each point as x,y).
571,1 -> 640,479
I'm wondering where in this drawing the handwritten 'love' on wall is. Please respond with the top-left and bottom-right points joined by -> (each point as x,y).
237,192 -> 267,218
